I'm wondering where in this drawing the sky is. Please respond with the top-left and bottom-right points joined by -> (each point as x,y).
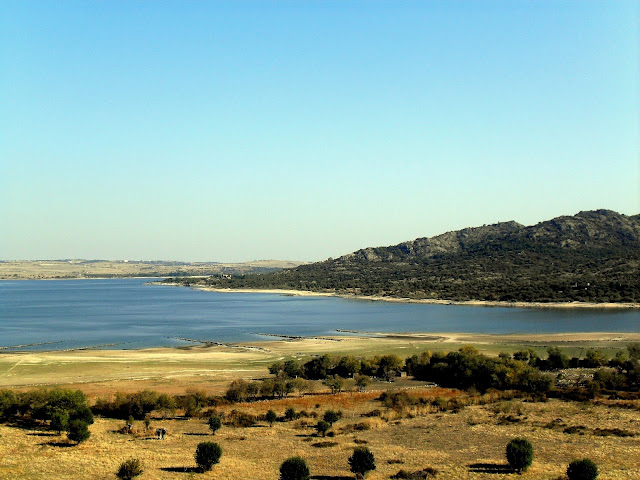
1,1 -> 638,262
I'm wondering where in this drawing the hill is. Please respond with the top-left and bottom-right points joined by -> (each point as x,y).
166,210 -> 640,303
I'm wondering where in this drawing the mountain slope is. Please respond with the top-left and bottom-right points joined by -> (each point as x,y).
168,210 -> 640,303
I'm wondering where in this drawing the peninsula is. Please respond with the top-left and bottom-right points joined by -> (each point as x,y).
165,210 -> 640,305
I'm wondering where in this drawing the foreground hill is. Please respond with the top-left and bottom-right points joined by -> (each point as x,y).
168,210 -> 640,303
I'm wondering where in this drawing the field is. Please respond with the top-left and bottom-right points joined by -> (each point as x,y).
0,260 -> 303,280
2,333 -> 639,393
1,389 -> 639,479
2,333 -> 640,479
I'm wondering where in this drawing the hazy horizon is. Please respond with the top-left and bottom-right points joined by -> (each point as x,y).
2,1 -> 638,263
2,207 -> 638,264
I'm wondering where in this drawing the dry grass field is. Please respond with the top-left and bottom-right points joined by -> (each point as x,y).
2,334 -> 640,479
1,389 -> 639,479
0,260 -> 303,280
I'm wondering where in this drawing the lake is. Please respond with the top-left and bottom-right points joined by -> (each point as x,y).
1,278 -> 639,351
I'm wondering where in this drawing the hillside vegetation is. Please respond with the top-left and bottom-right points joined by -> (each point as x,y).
167,210 -> 640,303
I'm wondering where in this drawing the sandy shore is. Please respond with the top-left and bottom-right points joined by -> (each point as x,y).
2,331 -> 640,394
191,285 -> 640,309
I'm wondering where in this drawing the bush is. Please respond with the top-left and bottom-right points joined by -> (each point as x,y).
50,410 -> 69,434
323,409 -> 340,425
506,438 -> 533,473
316,420 -> 330,437
116,459 -> 144,479
226,410 -> 256,428
280,456 -> 311,480
70,405 -> 94,425
195,442 -> 222,472
266,409 -> 277,426
567,459 -> 598,480
208,415 -> 222,435
67,419 -> 91,444
391,468 -> 438,479
285,407 -> 297,421
348,447 -> 376,479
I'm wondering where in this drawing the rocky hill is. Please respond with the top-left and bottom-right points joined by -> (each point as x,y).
168,210 -> 640,303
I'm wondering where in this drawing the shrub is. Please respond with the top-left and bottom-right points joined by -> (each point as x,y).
70,405 -> 94,425
285,407 -> 297,421
266,409 -> 277,426
316,420 -> 330,437
208,415 -> 222,435
50,410 -> 69,434
391,468 -> 438,479
546,347 -> 569,370
195,442 -> 222,472
116,459 -> 143,480
225,379 -> 249,402
506,438 -> 533,473
280,456 -> 311,480
348,447 -> 376,479
567,459 -> 598,480
67,419 -> 91,444
380,391 -> 414,410
323,409 -> 340,426
227,410 -> 256,428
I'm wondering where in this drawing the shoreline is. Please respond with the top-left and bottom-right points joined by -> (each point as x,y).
2,331 -> 640,392
188,284 -> 640,309
4,330 -> 640,356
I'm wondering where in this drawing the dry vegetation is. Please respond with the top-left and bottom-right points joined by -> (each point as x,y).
1,389 -> 640,479
2,334 -> 640,479
0,260 -> 303,280
3,333 -> 638,392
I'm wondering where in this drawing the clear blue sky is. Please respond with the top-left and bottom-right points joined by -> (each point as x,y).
1,1 -> 638,262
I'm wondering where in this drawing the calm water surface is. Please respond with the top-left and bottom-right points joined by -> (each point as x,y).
1,279 -> 639,351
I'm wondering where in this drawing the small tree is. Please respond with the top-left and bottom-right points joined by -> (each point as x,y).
323,375 -> 345,394
547,347 -> 569,370
348,447 -> 376,479
285,407 -> 297,421
266,409 -> 277,427
567,459 -> 598,480
195,442 -> 222,472
70,405 -> 94,425
67,419 -> 90,444
50,410 -> 69,434
116,459 -> 144,480
323,409 -> 340,426
207,415 -> 222,435
280,456 -> 310,480
316,420 -> 330,437
354,374 -> 371,392
506,438 -> 534,473
143,416 -> 151,431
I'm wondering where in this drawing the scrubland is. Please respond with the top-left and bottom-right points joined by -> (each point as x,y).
2,334 -> 640,479
1,389 -> 639,479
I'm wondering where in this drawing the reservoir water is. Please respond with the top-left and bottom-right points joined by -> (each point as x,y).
1,278 -> 639,351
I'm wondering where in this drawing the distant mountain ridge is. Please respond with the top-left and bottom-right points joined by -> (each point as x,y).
168,210 -> 640,303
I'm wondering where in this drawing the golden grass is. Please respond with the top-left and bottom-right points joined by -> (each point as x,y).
3,335 -> 640,478
1,393 -> 639,479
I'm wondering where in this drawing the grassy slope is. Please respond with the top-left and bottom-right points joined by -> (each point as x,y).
1,391 -> 639,479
